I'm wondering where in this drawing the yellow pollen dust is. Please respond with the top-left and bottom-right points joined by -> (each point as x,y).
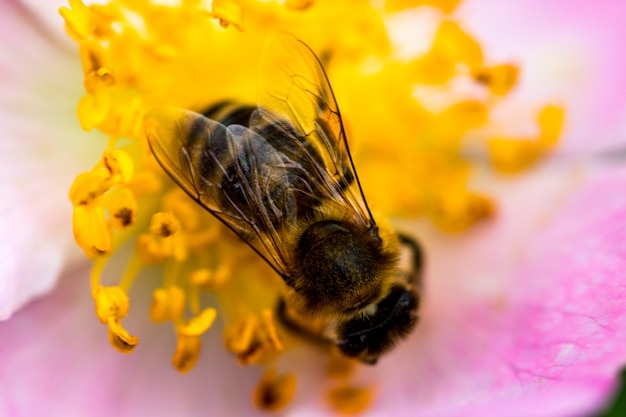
61,0 -> 564,412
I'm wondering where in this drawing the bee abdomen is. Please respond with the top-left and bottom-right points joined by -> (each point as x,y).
202,101 -> 256,127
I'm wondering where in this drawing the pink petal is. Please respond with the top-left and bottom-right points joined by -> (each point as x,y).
0,267 -> 269,417
460,0 -> 626,152
0,1 -> 102,319
356,166 -> 626,416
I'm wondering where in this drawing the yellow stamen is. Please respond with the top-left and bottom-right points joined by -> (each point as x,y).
136,233 -> 168,264
327,352 -> 357,380
150,286 -> 186,323
103,150 -> 134,184
77,90 -> 111,131
72,205 -> 111,253
283,0 -> 315,11
150,211 -> 181,238
93,285 -> 130,323
224,314 -> 259,356
118,257 -> 143,295
163,189 -> 202,232
127,168 -> 162,196
211,0 -> 244,30
430,188 -> 494,232
385,0 -> 461,13
137,212 -> 187,264
79,40 -> 106,75
433,20 -> 483,71
438,100 -> 488,136
410,19 -> 483,86
189,269 -> 213,287
92,286 -> 139,352
253,369 -> 297,412
488,137 -> 541,174
59,0 -> 95,41
410,50 -> 456,85
538,104 -> 565,148
261,309 -> 284,352
328,385 -> 374,415
84,67 -> 115,94
69,170 -> 113,207
224,311 -> 283,365
473,63 -> 519,96
108,317 -> 139,354
172,334 -> 202,373
109,188 -> 137,229
178,308 -> 218,336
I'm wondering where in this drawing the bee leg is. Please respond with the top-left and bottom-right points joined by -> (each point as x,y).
275,297 -> 334,347
397,232 -> 423,288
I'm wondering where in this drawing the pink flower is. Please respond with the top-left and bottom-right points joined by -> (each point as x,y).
2,0 -> 626,416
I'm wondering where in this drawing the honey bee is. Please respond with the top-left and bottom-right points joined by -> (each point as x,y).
144,31 -> 423,364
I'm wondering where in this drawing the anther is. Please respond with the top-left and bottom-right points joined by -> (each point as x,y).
538,104 -> 564,148
253,369 -> 297,412
178,308 -> 218,337
73,205 -> 112,252
211,0 -> 243,31
108,317 -> 139,353
110,188 -> 137,229
472,63 -> 519,96
328,385 -> 374,415
150,212 -> 181,238
172,334 -> 202,373
103,150 -> 134,184
93,286 -> 130,323
58,0 -> 95,41
150,286 -> 186,323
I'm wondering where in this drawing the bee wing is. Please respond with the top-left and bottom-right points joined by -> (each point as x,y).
254,30 -> 375,228
145,107 -> 297,277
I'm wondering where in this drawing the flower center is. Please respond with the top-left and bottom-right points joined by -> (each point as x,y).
60,0 -> 563,412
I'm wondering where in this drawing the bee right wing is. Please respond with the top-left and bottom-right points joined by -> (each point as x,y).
253,31 -> 375,230
144,107 -> 296,278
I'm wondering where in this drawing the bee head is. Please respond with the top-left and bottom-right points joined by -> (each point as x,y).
335,284 -> 419,364
294,220 -> 396,315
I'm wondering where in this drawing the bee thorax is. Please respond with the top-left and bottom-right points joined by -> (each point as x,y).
294,220 -> 392,314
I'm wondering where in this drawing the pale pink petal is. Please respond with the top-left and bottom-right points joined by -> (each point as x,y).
0,1 -> 102,319
19,0 -> 74,49
460,0 -> 626,151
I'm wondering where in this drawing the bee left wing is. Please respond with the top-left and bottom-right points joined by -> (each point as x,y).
252,31 -> 375,229
144,107 -> 298,277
